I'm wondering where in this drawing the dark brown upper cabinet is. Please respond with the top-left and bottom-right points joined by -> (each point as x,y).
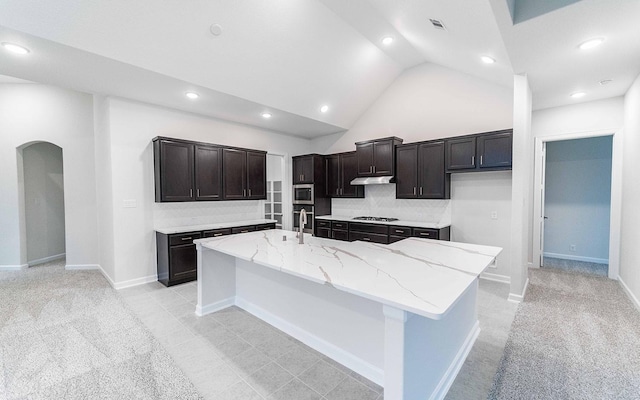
355,137 -> 403,177
396,141 -> 450,199
445,129 -> 512,173
445,136 -> 477,171
153,137 -> 266,202
154,138 -> 195,202
223,148 -> 266,200
292,154 -> 324,184
194,144 -> 222,200
325,151 -> 364,198
293,155 -> 314,184
477,131 -> 512,169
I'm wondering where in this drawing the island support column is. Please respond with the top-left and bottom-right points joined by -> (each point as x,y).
382,280 -> 480,400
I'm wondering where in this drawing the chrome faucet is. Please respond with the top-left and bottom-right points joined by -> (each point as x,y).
298,208 -> 307,244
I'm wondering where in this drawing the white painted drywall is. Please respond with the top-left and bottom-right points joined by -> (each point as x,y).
0,84 -> 99,268
312,62 -> 514,281
544,137 -> 612,263
311,63 -> 513,154
510,74 -> 533,300
22,142 -> 66,264
102,98 -> 312,285
451,172 -> 512,278
620,73 -> 640,304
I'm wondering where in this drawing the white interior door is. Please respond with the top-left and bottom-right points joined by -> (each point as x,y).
539,142 -> 546,267
532,139 -> 546,268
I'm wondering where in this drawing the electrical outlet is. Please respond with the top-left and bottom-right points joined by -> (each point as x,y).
490,211 -> 498,220
570,244 -> 576,252
123,199 -> 137,208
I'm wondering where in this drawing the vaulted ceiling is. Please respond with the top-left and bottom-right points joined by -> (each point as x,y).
1,0 -> 639,138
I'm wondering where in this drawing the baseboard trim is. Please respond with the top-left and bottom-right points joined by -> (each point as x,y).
65,264 -> 101,270
196,297 -> 235,317
543,252 -> 608,265
480,272 -> 510,284
508,278 -> 529,303
0,264 -> 28,271
430,321 -> 481,400
619,276 -> 640,311
236,297 -> 384,386
112,274 -> 159,290
29,253 -> 65,266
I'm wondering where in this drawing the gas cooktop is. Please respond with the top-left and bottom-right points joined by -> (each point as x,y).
352,216 -> 399,222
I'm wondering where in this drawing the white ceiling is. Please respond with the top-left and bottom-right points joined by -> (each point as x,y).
1,0 -> 638,136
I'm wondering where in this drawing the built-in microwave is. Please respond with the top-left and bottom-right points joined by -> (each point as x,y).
293,184 -> 314,205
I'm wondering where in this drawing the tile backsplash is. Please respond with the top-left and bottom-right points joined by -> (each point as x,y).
331,184 -> 451,225
153,200 -> 264,229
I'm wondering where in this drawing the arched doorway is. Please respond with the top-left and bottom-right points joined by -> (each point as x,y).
19,142 -> 66,266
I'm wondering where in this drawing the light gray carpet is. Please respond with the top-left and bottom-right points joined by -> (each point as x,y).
488,268 -> 640,399
543,256 -> 608,277
0,260 -> 203,400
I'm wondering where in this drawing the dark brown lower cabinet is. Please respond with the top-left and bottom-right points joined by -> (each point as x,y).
157,231 -> 202,287
314,219 -> 451,244
156,222 -> 275,286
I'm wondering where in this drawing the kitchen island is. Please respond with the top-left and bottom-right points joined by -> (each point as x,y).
195,229 -> 501,400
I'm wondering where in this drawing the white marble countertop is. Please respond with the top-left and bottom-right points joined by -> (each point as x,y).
315,215 -> 450,229
195,229 -> 500,319
155,219 -> 277,235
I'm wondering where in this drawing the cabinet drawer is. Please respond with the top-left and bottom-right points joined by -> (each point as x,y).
316,219 -> 331,229
316,227 -> 331,239
332,229 -> 350,241
255,223 -> 276,231
169,232 -> 202,246
413,228 -> 438,240
232,225 -> 256,234
349,222 -> 388,235
388,235 -> 406,244
389,226 -> 412,237
203,228 -> 231,238
349,231 -> 388,244
332,221 -> 349,230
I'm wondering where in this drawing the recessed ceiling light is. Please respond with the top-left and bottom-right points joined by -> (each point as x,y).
210,24 -> 223,36
429,19 -> 446,31
185,92 -> 199,100
381,36 -> 394,46
480,56 -> 496,64
320,105 -> 329,113
599,79 -> 613,86
261,112 -> 272,119
578,38 -> 604,50
570,92 -> 586,99
1,42 -> 30,55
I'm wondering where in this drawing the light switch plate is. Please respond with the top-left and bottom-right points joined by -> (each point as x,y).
490,211 -> 498,220
123,199 -> 137,208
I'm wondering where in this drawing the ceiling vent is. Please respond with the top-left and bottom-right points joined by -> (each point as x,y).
430,19 -> 446,30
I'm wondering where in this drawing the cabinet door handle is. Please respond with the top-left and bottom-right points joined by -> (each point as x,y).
336,188 -> 339,195
243,189 -> 246,197
472,156 -> 475,165
413,187 -> 416,195
213,233 -> 223,237
395,230 -> 404,233
373,165 -> 376,173
480,155 -> 483,165
190,189 -> 193,197
420,232 -> 430,237
420,187 -> 423,196
340,188 -> 343,195
363,237 -> 371,241
197,189 -> 200,197
240,230 -> 249,233
248,189 -> 251,197
301,174 -> 304,181
181,237 -> 192,241
369,166 -> 373,173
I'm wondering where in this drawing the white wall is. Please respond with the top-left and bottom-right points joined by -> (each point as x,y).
620,73 -> 640,305
0,84 -> 99,269
544,137 -> 612,263
101,98 -> 312,285
312,62 -> 514,280
23,142 -> 66,264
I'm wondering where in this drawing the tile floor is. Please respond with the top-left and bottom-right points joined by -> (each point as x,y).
120,278 -> 517,400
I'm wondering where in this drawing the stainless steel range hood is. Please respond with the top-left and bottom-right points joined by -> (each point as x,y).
350,176 -> 395,185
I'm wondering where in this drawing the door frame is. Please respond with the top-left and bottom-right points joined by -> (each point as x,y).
532,129 -> 622,280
